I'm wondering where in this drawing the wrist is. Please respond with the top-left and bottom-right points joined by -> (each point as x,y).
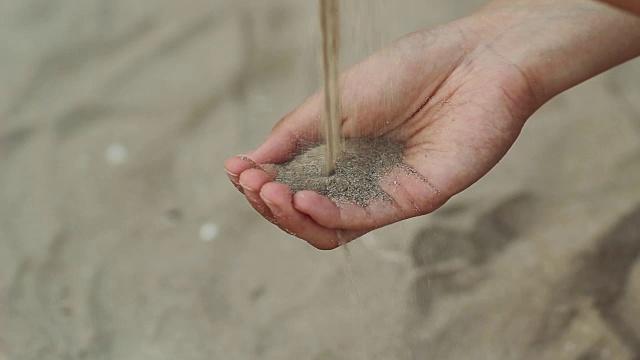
461,0 -> 640,103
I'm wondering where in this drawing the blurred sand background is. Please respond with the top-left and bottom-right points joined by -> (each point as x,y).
2,0 -> 640,359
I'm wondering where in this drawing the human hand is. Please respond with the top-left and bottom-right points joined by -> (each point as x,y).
225,1 -> 640,250
225,18 -> 538,249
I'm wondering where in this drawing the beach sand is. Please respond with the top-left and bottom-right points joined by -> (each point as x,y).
2,1 -> 640,359
274,137 -> 405,206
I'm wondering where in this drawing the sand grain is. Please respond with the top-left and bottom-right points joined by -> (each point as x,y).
273,137 -> 405,206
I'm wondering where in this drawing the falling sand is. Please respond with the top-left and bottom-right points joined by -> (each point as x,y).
273,137 -> 405,207
320,0 -> 343,175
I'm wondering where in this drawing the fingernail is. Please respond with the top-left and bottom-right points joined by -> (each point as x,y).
231,180 -> 244,193
224,168 -> 239,178
238,180 -> 255,192
262,195 -> 280,212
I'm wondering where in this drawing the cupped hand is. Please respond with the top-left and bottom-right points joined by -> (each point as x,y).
225,19 -> 542,250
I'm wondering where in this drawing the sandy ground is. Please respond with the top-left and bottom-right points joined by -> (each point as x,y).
1,0 -> 640,359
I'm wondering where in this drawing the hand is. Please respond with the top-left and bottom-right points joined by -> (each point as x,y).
225,18 -> 538,249
225,1 -> 640,250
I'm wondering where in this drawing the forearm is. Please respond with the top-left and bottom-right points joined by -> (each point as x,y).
465,0 -> 640,102
598,0 -> 640,16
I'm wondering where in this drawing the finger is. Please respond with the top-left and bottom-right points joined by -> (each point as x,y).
293,190 -> 403,231
260,182 -> 365,250
239,168 -> 277,223
224,155 -> 260,192
293,168 -> 447,231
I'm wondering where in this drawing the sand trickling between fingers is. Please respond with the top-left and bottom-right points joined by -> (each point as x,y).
273,137 -> 405,206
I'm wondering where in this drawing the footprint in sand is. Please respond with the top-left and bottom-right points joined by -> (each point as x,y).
470,193 -> 537,264
410,192 -> 537,314
546,205 -> 640,353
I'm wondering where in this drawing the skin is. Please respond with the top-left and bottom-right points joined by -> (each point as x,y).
225,0 -> 640,250
599,0 -> 640,15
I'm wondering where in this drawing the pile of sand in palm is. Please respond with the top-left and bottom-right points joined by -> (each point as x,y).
272,137 -> 405,206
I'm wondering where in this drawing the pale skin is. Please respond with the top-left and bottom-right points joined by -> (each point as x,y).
225,0 -> 640,250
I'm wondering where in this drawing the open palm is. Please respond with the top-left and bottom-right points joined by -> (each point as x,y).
225,22 -> 541,249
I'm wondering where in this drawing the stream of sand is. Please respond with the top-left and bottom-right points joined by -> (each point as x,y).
320,2 -> 369,359
320,0 -> 343,175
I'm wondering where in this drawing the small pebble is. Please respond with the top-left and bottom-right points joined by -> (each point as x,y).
199,223 -> 219,242
563,341 -> 576,352
106,143 -> 128,165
